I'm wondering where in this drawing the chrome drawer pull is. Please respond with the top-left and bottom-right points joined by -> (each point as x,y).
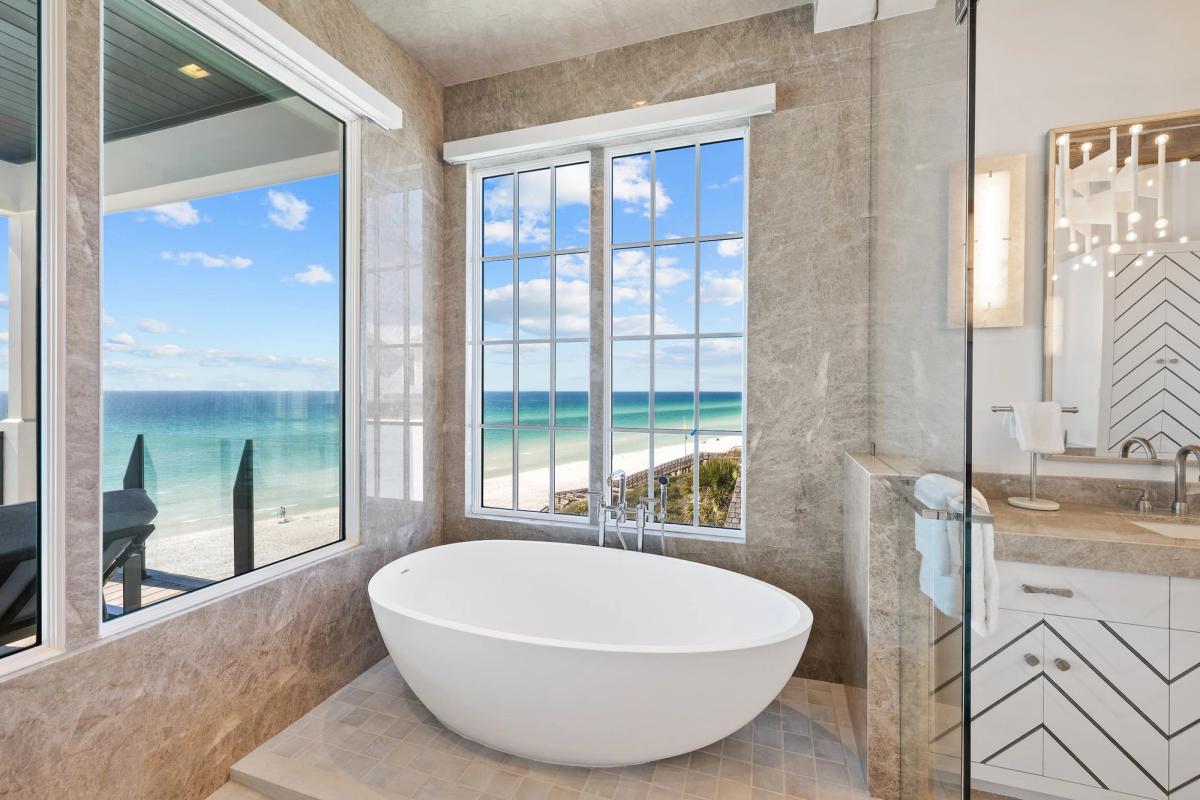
1024,653 -> 1040,667
1021,584 -> 1074,598
1055,658 -> 1071,671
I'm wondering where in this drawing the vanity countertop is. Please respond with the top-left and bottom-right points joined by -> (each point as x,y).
988,499 -> 1200,577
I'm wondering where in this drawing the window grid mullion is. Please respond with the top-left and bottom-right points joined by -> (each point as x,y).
510,171 -> 519,510
649,150 -> 657,452
549,165 -> 557,514
692,143 -> 702,527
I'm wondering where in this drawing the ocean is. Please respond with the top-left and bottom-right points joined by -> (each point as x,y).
0,389 -> 741,531
481,390 -> 742,478
103,391 -> 341,537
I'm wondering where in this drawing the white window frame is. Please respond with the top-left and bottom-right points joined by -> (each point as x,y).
463,128 -> 749,542
0,0 -> 66,678
467,152 -> 594,525
603,128 -> 749,540
93,0 -> 395,638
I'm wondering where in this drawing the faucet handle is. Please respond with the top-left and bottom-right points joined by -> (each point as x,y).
1117,484 -> 1152,513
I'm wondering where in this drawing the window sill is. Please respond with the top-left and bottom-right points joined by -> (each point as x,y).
463,508 -> 745,544
0,644 -> 67,683
98,539 -> 360,639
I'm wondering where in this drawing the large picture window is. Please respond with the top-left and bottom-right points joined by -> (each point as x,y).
608,136 -> 746,533
0,0 -> 42,658
475,157 -> 591,517
468,132 -> 746,536
100,0 -> 345,618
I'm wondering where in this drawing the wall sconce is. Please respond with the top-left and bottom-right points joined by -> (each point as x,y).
948,153 -> 1027,328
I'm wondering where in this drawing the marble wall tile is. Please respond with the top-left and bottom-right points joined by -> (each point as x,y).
439,7 -> 873,684
0,1 -> 445,798
63,0 -> 103,648
867,0 -> 970,477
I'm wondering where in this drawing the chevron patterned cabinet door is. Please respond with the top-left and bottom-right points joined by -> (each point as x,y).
1042,615 -> 1169,799
970,610 -> 1045,774
1100,250 -> 1200,454
1170,629 -> 1200,800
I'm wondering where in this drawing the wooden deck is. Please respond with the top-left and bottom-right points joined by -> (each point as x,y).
103,569 -> 210,618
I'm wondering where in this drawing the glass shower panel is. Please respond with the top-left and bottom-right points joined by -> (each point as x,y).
858,1 -> 974,800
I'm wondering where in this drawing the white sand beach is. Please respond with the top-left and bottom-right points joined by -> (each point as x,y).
483,434 -> 743,510
144,506 -> 341,582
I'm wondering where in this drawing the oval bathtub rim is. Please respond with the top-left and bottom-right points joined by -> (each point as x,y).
368,540 -> 814,656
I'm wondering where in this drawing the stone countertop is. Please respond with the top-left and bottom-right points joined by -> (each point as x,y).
987,499 -> 1200,578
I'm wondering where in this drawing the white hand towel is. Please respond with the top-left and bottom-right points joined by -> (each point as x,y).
1007,401 -> 1065,454
912,474 -> 1001,637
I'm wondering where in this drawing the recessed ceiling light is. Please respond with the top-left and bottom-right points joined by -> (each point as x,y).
178,63 -> 210,79
631,100 -> 648,108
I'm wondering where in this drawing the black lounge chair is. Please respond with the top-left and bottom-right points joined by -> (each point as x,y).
0,501 -> 37,648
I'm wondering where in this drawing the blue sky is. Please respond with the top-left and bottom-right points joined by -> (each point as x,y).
101,173 -> 342,391
480,140 -> 745,403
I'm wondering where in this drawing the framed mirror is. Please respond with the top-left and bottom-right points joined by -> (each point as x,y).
1045,109 -> 1200,464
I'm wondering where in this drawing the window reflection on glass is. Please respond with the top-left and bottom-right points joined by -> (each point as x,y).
100,0 -> 344,618
700,139 -> 745,236
0,0 -> 40,659
654,146 -> 696,240
611,153 -> 652,244
555,163 -> 590,250
655,242 -> 696,335
611,247 -> 651,336
699,240 -> 744,334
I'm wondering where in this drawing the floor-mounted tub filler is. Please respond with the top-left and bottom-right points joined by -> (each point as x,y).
368,540 -> 813,767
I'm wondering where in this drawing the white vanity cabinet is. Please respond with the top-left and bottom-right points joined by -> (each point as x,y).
970,561 -> 1200,800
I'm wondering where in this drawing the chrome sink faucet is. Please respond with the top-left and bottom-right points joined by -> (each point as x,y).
1121,437 -> 1158,459
1173,445 -> 1200,515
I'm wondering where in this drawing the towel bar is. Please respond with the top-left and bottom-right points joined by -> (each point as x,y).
991,405 -> 1079,413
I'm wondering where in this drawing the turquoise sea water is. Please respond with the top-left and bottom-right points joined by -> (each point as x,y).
481,391 -> 742,478
103,391 -> 341,536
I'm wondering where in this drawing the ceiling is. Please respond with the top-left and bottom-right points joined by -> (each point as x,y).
348,0 -> 804,86
0,0 -> 291,165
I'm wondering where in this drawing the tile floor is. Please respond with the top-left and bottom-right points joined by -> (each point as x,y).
219,658 -> 868,800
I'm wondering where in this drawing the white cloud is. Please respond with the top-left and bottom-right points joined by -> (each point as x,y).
556,253 -> 589,279
266,190 -> 312,231
291,265 -> 334,285
103,312 -> 115,326
138,318 -> 184,334
556,163 -> 590,205
162,250 -> 252,269
703,275 -> 744,306
0,293 -> 7,308
105,332 -> 135,351
613,155 -> 671,218
0,332 -> 8,342
716,239 -> 745,258
147,202 -> 201,227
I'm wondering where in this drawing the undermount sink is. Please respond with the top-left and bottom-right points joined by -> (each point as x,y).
1129,519 -> 1200,540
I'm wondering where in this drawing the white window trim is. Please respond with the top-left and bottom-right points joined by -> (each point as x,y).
444,84 -> 773,165
466,151 -> 595,526
94,1 -> 378,639
0,0 -> 67,680
603,128 -> 749,541
149,0 -> 402,129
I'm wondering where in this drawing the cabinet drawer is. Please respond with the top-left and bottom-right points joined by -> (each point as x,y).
998,560 -> 1169,627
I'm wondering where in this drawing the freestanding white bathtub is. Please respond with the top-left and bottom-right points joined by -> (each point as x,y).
368,540 -> 813,767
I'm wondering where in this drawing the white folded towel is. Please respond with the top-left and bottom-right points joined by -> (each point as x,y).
1006,401 -> 1065,454
913,473 -> 1000,637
